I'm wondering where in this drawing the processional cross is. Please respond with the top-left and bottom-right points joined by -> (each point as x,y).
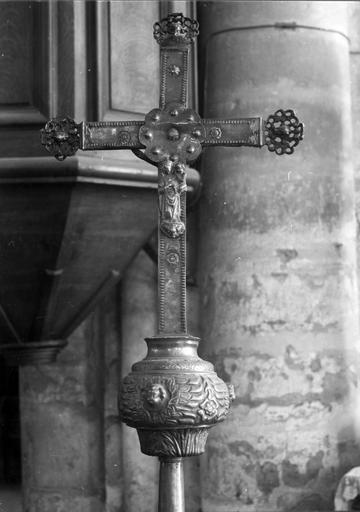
41,13 -> 303,512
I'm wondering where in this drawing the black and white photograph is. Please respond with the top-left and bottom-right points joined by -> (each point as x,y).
0,1 -> 358,511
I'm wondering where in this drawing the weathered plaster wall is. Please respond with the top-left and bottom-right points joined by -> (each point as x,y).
120,250 -> 158,512
350,0 -> 360,328
20,317 -> 105,512
100,288 -> 122,512
198,2 -> 360,510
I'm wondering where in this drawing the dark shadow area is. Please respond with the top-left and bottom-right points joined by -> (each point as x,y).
0,361 -> 21,485
352,494 -> 360,510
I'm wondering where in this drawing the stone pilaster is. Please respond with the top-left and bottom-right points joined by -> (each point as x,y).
20,317 -> 105,512
184,209 -> 202,512
120,250 -> 158,512
99,287 -> 123,512
198,2 -> 360,510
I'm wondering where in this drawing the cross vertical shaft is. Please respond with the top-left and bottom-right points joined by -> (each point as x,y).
153,14 -> 199,335
157,165 -> 187,334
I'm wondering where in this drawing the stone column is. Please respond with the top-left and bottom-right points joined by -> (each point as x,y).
20,316 -> 105,512
198,2 -> 360,510
350,0 -> 360,323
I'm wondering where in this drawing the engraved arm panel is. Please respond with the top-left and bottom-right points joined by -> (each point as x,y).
82,121 -> 144,151
159,47 -> 190,108
202,117 -> 263,147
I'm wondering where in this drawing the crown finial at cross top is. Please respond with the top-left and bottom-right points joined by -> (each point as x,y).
153,13 -> 199,45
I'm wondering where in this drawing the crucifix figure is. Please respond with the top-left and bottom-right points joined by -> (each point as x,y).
41,12 -> 303,512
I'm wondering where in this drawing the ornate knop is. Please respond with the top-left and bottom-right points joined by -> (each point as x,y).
264,109 -> 304,155
41,117 -> 81,161
153,13 -> 199,45
119,335 -> 234,457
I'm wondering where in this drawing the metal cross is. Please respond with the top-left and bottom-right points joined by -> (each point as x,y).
41,12 -> 304,512
41,12 -> 304,339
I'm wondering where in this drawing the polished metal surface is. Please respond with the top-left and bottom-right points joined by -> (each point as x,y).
119,335 -> 233,458
41,11 -> 304,512
158,458 -> 185,512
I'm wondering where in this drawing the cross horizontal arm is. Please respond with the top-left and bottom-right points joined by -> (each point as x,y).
202,109 -> 304,155
201,118 -> 263,147
40,117 -> 145,160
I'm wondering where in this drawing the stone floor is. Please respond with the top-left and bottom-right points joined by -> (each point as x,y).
0,485 -> 22,512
